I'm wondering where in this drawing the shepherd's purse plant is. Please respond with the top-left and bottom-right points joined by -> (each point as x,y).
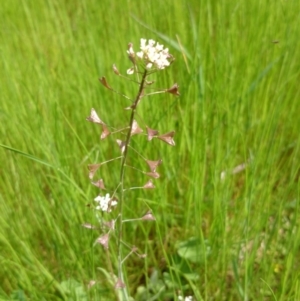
84,38 -> 180,300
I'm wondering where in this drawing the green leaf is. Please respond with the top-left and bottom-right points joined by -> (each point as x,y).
176,237 -> 211,264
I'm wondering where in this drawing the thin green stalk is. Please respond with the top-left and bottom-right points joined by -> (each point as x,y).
117,69 -> 148,298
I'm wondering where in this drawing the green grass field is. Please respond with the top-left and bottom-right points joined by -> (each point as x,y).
1,0 -> 300,300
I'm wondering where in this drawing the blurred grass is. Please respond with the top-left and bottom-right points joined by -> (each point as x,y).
0,0 -> 300,300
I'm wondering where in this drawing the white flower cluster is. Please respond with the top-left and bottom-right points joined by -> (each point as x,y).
127,38 -> 172,74
94,193 -> 117,212
178,296 -> 193,301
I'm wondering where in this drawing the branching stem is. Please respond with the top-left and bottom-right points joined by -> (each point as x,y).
117,69 -> 148,299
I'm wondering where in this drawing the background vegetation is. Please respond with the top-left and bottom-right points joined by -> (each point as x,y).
1,0 -> 299,300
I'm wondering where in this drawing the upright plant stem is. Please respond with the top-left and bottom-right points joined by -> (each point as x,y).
117,69 -> 148,298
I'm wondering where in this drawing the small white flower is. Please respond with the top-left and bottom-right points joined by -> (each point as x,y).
110,199 -> 118,206
146,63 -> 153,69
136,51 -> 144,59
94,193 -> 117,212
148,39 -> 155,46
140,38 -> 147,49
127,38 -> 173,74
178,296 -> 194,301
127,67 -> 135,75
155,42 -> 164,51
